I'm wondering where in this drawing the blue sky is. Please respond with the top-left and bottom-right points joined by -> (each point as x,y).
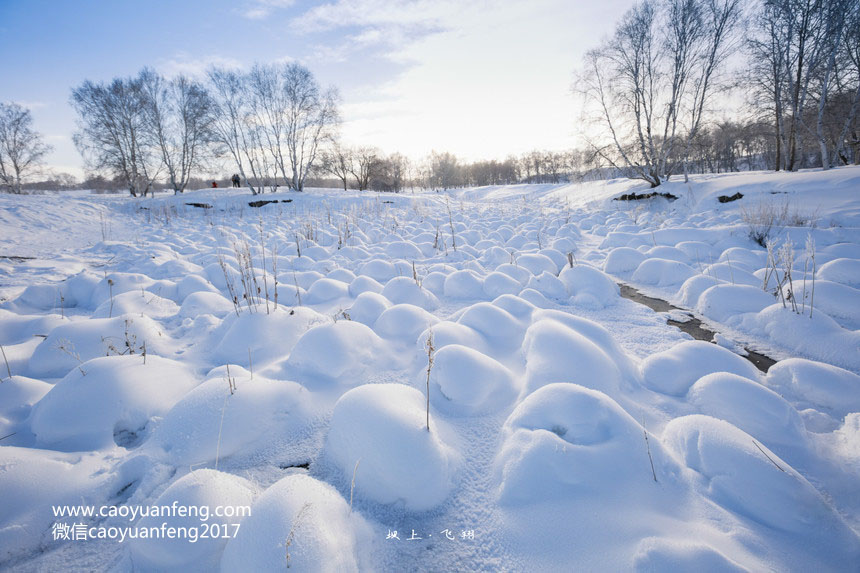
0,0 -> 634,177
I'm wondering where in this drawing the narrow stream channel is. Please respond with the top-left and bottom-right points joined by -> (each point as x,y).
618,284 -> 777,373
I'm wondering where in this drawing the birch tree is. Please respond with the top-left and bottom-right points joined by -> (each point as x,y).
282,63 -> 340,191
71,74 -> 161,197
0,102 -> 51,194
140,69 -> 214,194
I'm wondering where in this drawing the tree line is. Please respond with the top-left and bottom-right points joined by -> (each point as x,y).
1,0 -> 857,194
579,0 -> 860,187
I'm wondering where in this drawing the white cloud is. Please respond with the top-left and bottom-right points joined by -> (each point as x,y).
316,0 -> 635,160
242,0 -> 296,20
156,53 -> 244,80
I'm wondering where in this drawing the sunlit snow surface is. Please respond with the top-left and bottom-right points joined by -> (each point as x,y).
1,168 -> 860,570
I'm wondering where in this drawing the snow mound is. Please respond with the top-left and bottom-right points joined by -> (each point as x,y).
373,303 -> 439,343
604,247 -> 646,274
482,271 -> 522,298
524,271 -> 567,300
324,384 -> 459,511
29,355 -> 198,450
92,290 -> 179,319
347,291 -> 391,326
457,302 -> 526,351
358,259 -> 399,282
429,344 -> 518,415
0,309 -> 67,345
688,372 -> 806,451
696,284 -> 775,322
179,291 -> 235,319
0,447 -> 109,562
640,341 -> 759,396
735,304 -> 860,371
153,368 -> 311,466
662,415 -> 855,537
220,474 -> 372,571
128,470 -> 256,571
632,538 -> 746,572
522,319 -> 623,397
443,270 -> 486,299
817,257 -> 860,289
286,321 -> 388,381
765,358 -> 860,420
213,306 -> 326,368
381,276 -> 439,310
559,264 -> 620,307
348,275 -> 384,296
304,277 -> 350,304
632,259 -> 697,287
516,253 -> 558,276
495,383 -> 672,504
677,275 -> 723,307
0,376 -> 51,437
29,314 -> 172,379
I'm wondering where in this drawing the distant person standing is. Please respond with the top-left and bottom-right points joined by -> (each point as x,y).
211,181 -> 218,188
231,174 -> 241,188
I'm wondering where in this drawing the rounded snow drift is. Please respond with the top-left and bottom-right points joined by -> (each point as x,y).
128,469 -> 256,571
324,384 -> 459,511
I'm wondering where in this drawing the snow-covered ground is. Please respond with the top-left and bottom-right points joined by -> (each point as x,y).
1,167 -> 859,571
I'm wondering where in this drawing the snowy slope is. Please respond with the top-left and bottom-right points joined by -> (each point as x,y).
0,168 -> 859,571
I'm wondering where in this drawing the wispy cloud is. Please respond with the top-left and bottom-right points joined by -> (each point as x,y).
156,53 -> 244,79
242,0 -> 296,20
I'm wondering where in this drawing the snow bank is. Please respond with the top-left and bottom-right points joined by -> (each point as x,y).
29,355 -> 198,450
220,474 -> 372,571
128,470 -> 256,571
640,341 -> 759,397
734,304 -> 860,371
324,384 -> 459,511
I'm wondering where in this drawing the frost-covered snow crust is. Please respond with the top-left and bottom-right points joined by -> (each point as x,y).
1,168 -> 860,571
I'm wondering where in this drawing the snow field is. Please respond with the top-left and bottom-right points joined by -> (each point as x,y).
0,171 -> 858,570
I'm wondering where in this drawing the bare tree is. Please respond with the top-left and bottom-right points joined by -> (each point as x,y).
320,142 -> 351,191
207,67 -> 266,195
140,69 -> 214,194
815,0 -> 856,168
681,0 -> 742,181
248,63 -> 291,186
71,73 -> 161,197
0,102 -> 51,194
579,0 -> 738,186
282,63 -> 340,191
350,146 -> 379,191
834,1 -> 860,164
